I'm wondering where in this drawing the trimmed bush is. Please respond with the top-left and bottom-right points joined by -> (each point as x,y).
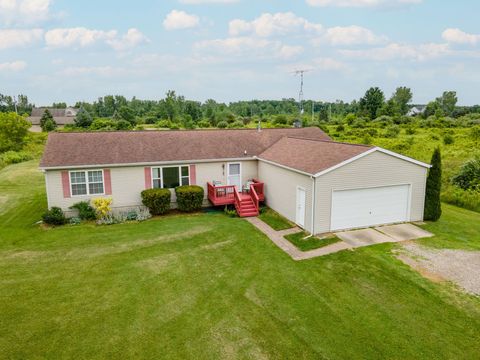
175,185 -> 204,212
69,201 -> 96,220
0,151 -> 33,165
141,188 -> 171,215
217,121 -> 228,129
424,148 -> 442,221
42,207 -> 67,225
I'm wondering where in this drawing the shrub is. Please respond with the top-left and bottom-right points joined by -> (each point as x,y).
69,201 -> 96,220
69,217 -> 81,225
92,198 -> 113,219
0,151 -> 33,165
156,119 -> 172,128
336,124 -> 345,132
405,127 -> 416,135
90,119 -> 116,130
224,205 -> 237,217
424,148 -> 442,221
228,120 -> 244,129
384,125 -> 400,138
452,156 -> 480,191
115,120 -> 132,130
197,120 -> 210,128
141,188 -> 171,215
42,207 -> 67,225
274,115 -> 288,125
217,121 -> 228,129
443,134 -> 454,145
175,185 -> 204,212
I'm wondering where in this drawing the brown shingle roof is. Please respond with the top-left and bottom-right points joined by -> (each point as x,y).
28,108 -> 78,125
40,127 -> 331,168
258,137 -> 373,175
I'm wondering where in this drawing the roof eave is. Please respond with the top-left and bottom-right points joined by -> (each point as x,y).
39,156 -> 257,171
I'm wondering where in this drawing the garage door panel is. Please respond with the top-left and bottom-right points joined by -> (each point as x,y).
331,185 -> 409,231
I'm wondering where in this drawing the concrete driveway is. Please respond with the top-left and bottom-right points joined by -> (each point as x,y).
336,223 -> 433,248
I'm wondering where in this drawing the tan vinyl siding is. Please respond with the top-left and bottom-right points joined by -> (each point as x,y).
314,151 -> 428,234
258,161 -> 313,232
45,159 -> 258,212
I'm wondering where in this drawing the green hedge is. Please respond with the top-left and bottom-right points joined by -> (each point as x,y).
141,188 -> 171,215
175,185 -> 204,212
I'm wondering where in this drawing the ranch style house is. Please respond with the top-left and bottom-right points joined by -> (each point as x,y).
40,127 -> 431,234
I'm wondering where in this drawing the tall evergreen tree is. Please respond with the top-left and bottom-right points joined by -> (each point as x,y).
424,147 -> 442,221
40,109 -> 54,129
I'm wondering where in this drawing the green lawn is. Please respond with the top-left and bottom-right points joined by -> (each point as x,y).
1,161 -> 480,359
284,231 -> 341,251
258,207 -> 295,230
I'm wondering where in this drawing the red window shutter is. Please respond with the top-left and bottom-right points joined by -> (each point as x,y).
144,167 -> 152,189
104,169 -> 112,195
61,171 -> 71,198
189,164 -> 196,185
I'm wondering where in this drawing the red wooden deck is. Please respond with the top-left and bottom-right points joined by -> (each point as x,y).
207,179 -> 265,217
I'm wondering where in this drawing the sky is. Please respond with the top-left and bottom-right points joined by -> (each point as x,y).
0,0 -> 479,106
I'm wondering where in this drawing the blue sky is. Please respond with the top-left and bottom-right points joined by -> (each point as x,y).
1,0 -> 479,106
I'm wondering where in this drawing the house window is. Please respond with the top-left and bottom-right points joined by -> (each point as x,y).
70,170 -> 104,196
152,166 -> 189,189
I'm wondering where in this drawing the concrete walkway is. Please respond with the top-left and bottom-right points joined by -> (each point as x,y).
246,218 -> 352,261
246,218 -> 433,261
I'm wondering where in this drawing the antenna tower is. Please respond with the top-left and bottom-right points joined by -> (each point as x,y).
292,69 -> 310,115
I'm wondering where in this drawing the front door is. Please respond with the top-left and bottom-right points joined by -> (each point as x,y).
296,187 -> 306,228
227,163 -> 241,190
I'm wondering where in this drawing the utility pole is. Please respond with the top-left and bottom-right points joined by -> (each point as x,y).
13,95 -> 18,114
311,101 -> 315,122
292,69 -> 310,117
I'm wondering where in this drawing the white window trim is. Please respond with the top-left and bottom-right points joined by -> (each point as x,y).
69,169 -> 105,197
151,165 -> 190,189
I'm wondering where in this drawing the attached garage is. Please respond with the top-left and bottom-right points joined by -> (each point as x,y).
257,137 -> 430,235
330,184 -> 410,231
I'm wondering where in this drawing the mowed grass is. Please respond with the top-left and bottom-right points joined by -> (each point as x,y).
258,207 -> 295,230
284,231 -> 341,251
1,162 -> 480,359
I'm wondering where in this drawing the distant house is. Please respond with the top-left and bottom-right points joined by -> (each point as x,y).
407,105 -> 426,117
28,107 -> 78,130
40,128 -> 430,234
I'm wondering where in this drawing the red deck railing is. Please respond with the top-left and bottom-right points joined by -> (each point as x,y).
208,180 -> 265,216
207,182 -> 236,206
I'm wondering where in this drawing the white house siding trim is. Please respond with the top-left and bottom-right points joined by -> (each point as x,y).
258,161 -> 313,232
314,151 -> 428,234
45,160 -> 258,212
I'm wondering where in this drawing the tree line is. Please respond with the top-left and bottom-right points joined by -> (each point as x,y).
2,88 -> 479,131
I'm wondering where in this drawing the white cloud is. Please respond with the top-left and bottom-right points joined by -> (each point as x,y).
321,25 -> 387,45
0,0 -> 51,25
179,0 -> 238,3
0,28 -> 43,49
306,0 -> 422,7
59,66 -> 131,77
45,27 -> 116,48
442,28 -> 480,45
107,28 -> 149,51
340,42 -> 450,61
195,36 -> 302,60
229,12 -> 322,37
278,45 -> 304,59
0,60 -> 27,72
163,10 -> 200,30
45,27 -> 147,51
280,57 -> 348,73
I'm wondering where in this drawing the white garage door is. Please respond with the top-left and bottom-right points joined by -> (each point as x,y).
331,184 -> 410,231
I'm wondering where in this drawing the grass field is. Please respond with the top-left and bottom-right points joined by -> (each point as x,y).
258,207 -> 294,230
284,231 -> 341,251
1,161 -> 480,359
